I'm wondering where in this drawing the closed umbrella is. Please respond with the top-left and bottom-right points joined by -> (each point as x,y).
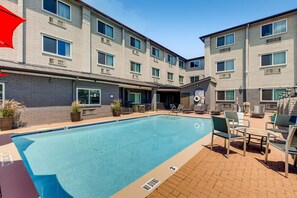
0,5 -> 25,48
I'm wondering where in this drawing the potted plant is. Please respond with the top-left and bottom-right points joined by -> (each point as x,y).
111,99 -> 122,116
270,111 -> 277,123
0,99 -> 25,131
71,100 -> 81,122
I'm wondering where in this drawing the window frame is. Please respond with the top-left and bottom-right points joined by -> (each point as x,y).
179,60 -> 185,68
130,92 -> 141,104
260,88 -> 286,102
216,90 -> 235,102
42,34 -> 72,59
179,75 -> 184,84
130,61 -> 142,74
130,36 -> 141,50
190,60 -> 200,68
167,72 -> 174,81
190,76 -> 200,83
0,83 -> 5,103
76,88 -> 101,106
260,19 -> 287,38
260,51 -> 287,68
216,33 -> 235,48
42,0 -> 72,21
167,54 -> 175,65
97,50 -> 115,68
97,19 -> 114,39
216,59 -> 235,73
151,46 -> 161,59
151,67 -> 160,78
156,94 -> 160,103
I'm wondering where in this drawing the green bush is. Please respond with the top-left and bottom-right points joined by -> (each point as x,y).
71,100 -> 81,113
111,99 -> 121,111
0,99 -> 25,118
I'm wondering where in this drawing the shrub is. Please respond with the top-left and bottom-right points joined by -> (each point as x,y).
111,99 -> 121,111
71,100 -> 81,113
0,99 -> 25,118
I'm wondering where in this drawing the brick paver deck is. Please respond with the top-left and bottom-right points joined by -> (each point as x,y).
148,116 -> 297,198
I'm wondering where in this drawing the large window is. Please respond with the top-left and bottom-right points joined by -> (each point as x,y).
261,19 -> 287,37
0,83 -> 5,103
97,20 -> 114,38
179,75 -> 184,84
130,36 -> 141,50
261,51 -> 286,67
179,60 -> 185,68
167,72 -> 174,81
152,68 -> 160,78
167,55 -> 175,64
216,33 -> 235,47
77,88 -> 101,105
130,93 -> 141,104
261,89 -> 285,102
217,90 -> 235,101
151,47 -> 160,58
43,35 -> 71,58
190,60 -> 200,68
156,94 -> 160,103
43,0 -> 71,20
190,76 -> 199,83
130,62 -> 141,73
216,60 -> 234,72
98,51 -> 114,67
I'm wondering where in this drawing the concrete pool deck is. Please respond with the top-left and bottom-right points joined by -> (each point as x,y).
1,111 -> 297,197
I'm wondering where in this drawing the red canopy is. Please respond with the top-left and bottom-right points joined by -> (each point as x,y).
0,5 -> 26,48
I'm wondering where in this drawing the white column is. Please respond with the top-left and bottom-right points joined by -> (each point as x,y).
151,88 -> 157,111
81,7 -> 91,73
17,0 -> 24,63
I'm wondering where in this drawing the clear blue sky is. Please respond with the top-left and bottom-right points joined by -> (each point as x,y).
83,0 -> 296,59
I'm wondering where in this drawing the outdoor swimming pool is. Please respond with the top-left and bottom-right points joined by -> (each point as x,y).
13,115 -> 212,198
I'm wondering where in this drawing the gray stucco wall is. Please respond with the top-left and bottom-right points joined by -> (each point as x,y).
1,73 -> 119,126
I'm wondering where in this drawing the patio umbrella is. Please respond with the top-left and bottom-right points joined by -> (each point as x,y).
0,5 -> 25,48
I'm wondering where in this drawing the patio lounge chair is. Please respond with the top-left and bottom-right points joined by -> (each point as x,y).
250,105 -> 265,118
168,104 -> 183,115
211,116 -> 246,158
210,104 -> 222,115
224,111 -> 250,130
121,107 -> 133,115
265,125 -> 297,177
183,104 -> 195,114
194,104 -> 208,114
266,114 -> 297,135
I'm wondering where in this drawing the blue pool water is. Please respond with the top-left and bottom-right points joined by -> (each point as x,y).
13,115 -> 211,198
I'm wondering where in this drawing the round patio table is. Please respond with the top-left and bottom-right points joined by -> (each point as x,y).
238,128 -> 268,153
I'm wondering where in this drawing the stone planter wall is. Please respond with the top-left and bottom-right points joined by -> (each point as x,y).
277,97 -> 297,116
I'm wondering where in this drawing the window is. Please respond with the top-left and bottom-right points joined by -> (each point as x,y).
130,93 -> 141,104
216,33 -> 234,47
130,62 -> 141,73
179,75 -> 184,84
190,60 -> 200,68
261,19 -> 287,37
152,68 -> 160,78
156,94 -> 160,103
261,89 -> 285,101
167,55 -> 175,64
130,37 -> 141,50
152,47 -> 160,58
216,60 -> 234,72
179,60 -> 185,68
0,83 -> 5,102
43,0 -> 71,20
190,76 -> 199,83
97,20 -> 114,38
77,88 -> 101,105
167,72 -> 173,81
217,90 -> 235,101
261,51 -> 286,67
43,35 -> 71,57
98,51 -> 114,67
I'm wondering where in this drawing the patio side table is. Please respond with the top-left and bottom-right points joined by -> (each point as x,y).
238,128 -> 268,153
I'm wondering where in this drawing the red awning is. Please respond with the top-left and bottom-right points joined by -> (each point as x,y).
0,5 -> 26,48
0,73 -> 8,77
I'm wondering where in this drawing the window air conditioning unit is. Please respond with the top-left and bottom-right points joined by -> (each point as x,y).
132,74 -> 139,79
153,78 -> 159,82
132,50 -> 139,56
219,73 -> 231,79
49,58 -> 66,67
266,37 -> 281,44
168,64 -> 173,68
154,58 -> 158,63
264,68 -> 281,75
48,16 -> 66,28
101,68 -> 111,75
220,47 -> 231,53
265,104 -> 277,110
101,37 -> 111,45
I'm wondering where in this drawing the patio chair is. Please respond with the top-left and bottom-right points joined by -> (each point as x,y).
265,126 -> 297,177
183,104 -> 195,114
121,107 -> 133,115
266,114 -> 297,135
211,116 -> 246,158
195,104 -> 208,114
250,105 -> 265,118
210,104 -> 222,115
224,111 -> 250,130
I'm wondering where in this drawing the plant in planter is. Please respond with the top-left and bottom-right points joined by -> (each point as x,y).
70,100 -> 81,122
111,99 -> 122,117
270,111 -> 277,123
0,99 -> 25,131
